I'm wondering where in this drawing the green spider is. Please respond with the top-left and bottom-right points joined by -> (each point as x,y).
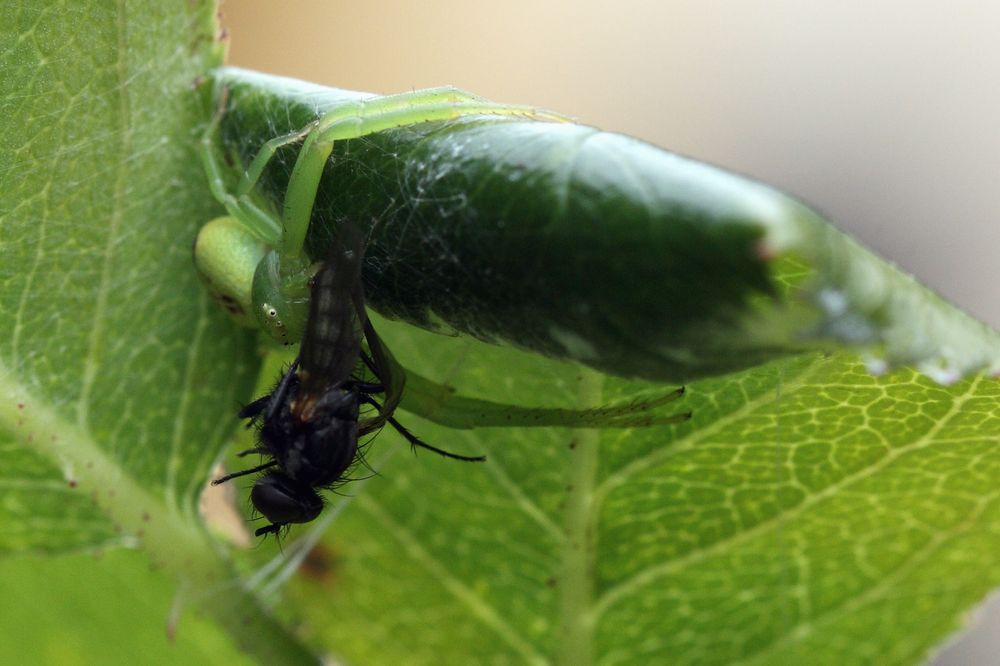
194,82 -> 690,435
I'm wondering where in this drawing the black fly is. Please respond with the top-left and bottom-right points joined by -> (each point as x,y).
212,226 -> 484,537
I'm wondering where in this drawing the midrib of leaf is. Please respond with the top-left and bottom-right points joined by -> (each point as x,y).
2,360 -> 202,552
557,369 -> 603,666
0,359 -> 318,664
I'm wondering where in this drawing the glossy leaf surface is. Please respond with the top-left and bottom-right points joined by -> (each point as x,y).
215,68 -> 1000,384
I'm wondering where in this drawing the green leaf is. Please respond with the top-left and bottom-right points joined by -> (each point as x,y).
0,0 -> 238,554
6,8 -> 1000,665
0,2 -> 315,662
279,322 -> 1000,666
208,71 -> 1000,665
0,549 -> 254,665
215,67 -> 1000,384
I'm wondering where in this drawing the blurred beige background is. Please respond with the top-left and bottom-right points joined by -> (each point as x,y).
221,4 -> 998,659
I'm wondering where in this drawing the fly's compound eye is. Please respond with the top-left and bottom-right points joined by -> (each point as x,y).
250,471 -> 323,527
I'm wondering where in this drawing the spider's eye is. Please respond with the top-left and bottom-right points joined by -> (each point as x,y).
251,250 -> 311,343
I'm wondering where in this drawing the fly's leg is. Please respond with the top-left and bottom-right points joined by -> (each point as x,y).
211,460 -> 278,485
237,393 -> 272,420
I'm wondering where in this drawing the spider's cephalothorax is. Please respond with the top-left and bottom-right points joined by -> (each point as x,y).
212,227 -> 485,537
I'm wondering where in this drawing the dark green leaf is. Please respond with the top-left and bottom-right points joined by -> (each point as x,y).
215,67 -> 1000,384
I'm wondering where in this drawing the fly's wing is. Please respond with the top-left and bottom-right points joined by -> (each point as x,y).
297,224 -> 366,402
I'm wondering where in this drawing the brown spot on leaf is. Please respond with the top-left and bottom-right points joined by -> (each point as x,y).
298,544 -> 340,585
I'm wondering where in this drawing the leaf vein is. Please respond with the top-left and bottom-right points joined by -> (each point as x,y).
165,293 -> 210,514
357,493 -> 548,666
459,430 -> 564,543
76,0 -> 132,432
594,357 -> 826,500
592,373 -> 985,619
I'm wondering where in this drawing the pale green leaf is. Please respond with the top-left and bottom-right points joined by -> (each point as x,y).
275,317 -> 1000,666
0,2 -> 318,662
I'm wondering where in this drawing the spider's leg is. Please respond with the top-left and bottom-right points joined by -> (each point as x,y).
403,371 -> 692,430
236,122 -> 318,197
355,310 -> 411,423
199,87 -> 282,243
277,90 -> 570,261
235,87 -> 487,203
